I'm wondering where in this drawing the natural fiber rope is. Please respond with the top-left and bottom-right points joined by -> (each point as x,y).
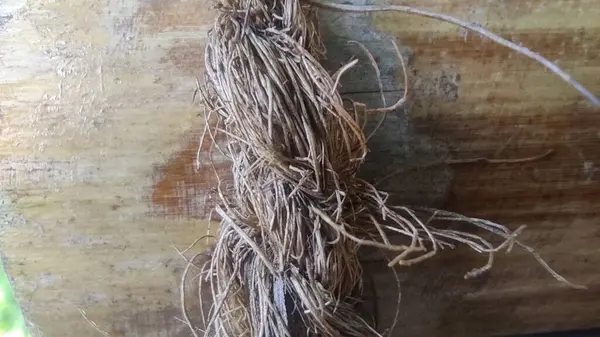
186,1 -> 592,336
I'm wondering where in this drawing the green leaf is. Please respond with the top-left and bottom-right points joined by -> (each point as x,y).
0,262 -> 29,337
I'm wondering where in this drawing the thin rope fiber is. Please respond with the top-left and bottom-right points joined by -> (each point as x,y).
185,1 -> 592,336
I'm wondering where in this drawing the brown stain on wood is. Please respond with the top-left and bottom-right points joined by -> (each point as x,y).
398,29 -> 600,65
151,130 -> 230,219
442,105 -> 600,217
411,102 -> 600,215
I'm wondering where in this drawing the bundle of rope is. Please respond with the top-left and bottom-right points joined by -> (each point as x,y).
184,0 -> 595,336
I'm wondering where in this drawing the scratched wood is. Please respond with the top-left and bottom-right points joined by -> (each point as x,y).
1,0 -> 599,336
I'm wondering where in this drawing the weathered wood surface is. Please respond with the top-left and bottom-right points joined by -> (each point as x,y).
1,0 -> 599,336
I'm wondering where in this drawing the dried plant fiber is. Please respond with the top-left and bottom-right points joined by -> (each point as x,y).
184,0 -> 595,336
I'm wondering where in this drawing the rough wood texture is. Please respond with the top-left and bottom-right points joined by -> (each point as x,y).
1,0 -> 599,336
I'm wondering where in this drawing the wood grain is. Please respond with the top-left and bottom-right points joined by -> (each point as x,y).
1,0 -> 599,336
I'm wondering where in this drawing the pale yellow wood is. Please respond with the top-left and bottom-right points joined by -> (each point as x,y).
1,0 -> 214,336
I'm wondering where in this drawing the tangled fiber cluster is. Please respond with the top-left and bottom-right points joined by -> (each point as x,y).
184,0 -> 595,336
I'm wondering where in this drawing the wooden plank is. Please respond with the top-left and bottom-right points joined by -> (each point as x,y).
0,0 -> 215,336
321,2 -> 600,335
364,1 -> 600,335
0,0 -> 599,336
